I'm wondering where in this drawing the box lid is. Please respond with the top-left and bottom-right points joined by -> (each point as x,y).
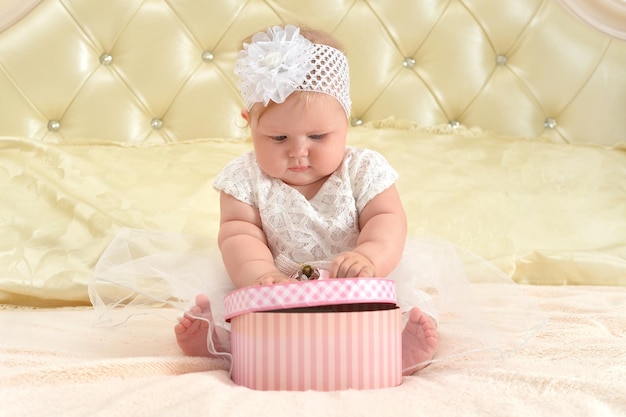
224,278 -> 397,321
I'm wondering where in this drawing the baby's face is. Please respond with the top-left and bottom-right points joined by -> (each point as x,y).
248,93 -> 348,189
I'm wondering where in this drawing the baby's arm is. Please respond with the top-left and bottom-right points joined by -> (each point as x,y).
217,191 -> 292,287
330,185 -> 407,278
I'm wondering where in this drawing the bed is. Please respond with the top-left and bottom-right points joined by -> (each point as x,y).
1,0 -> 625,415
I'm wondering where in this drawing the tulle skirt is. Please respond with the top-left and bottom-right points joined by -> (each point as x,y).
89,228 -> 546,370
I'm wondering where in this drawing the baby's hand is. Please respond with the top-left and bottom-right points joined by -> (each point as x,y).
330,252 -> 375,278
254,271 -> 297,286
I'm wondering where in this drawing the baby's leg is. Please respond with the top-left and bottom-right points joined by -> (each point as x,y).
174,293 -> 230,357
401,307 -> 438,375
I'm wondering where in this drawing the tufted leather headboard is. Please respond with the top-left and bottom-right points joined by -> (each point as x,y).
0,0 -> 625,145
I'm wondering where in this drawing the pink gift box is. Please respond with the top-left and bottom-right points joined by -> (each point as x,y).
224,278 -> 402,391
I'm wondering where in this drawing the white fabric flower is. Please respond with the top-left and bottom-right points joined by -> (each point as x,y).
235,25 -> 315,108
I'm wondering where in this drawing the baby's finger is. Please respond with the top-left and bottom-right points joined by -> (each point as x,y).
356,264 -> 375,278
338,261 -> 356,278
350,262 -> 373,278
337,261 -> 357,278
335,259 -> 355,278
257,275 -> 275,285
329,258 -> 342,278
271,276 -> 292,285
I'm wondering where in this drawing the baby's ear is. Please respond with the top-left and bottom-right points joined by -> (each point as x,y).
240,109 -> 249,122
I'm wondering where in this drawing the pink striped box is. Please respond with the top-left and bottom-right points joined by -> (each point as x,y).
224,278 -> 402,391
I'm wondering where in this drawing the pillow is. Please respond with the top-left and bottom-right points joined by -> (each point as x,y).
349,122 -> 626,286
1,126 -> 624,305
0,138 -> 248,305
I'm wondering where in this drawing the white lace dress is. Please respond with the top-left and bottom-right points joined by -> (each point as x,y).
90,147 -> 546,367
213,147 -> 398,275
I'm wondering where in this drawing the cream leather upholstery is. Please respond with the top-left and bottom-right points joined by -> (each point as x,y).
0,0 -> 625,145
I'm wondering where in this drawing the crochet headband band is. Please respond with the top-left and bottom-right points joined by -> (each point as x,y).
235,25 -> 351,117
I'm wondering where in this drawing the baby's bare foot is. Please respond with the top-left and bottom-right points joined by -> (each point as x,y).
175,294 -> 228,357
402,307 -> 438,375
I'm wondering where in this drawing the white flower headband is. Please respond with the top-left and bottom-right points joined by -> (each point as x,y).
235,25 -> 351,117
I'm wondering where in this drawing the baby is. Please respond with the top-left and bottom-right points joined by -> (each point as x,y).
175,24 -> 437,375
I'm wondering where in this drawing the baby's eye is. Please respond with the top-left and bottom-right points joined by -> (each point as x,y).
271,135 -> 287,142
309,134 -> 325,140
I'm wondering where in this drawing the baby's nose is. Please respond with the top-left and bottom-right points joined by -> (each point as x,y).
288,138 -> 309,157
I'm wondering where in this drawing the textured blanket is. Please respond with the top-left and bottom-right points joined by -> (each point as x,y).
1,285 -> 624,417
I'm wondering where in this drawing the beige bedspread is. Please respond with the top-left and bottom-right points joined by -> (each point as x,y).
1,284 -> 624,417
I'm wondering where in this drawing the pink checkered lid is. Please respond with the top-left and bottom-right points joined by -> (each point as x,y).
224,278 -> 397,321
